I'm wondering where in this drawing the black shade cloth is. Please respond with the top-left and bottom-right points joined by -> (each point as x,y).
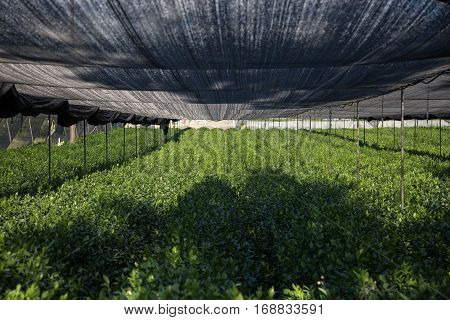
156,119 -> 170,126
297,73 -> 450,120
57,104 -> 99,127
128,115 -> 146,125
19,94 -> 68,117
0,1 -> 449,120
87,110 -> 120,126
113,113 -> 135,124
0,83 -> 21,118
1,84 -> 177,127
0,83 -> 68,117
142,117 -> 158,125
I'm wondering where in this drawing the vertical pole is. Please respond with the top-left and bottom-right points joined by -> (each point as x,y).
123,123 -> 126,160
83,120 -> 87,176
381,96 -> 384,146
413,119 -> 417,149
328,108 -> 332,175
363,119 -> 366,145
356,102 -> 360,184
426,84 -> 430,139
48,115 -> 52,184
146,126 -> 149,150
296,115 -> 299,132
343,118 -> 345,138
439,118 -> 442,157
376,121 -> 379,145
105,124 -> 108,164
352,114 -> 355,140
393,120 -> 396,149
29,118 -> 34,144
313,111 -> 316,131
278,117 -> 281,166
135,124 -> 138,157
286,118 -> 289,165
309,110 -> 312,133
278,117 -> 281,145
400,89 -> 405,210
153,125 -> 156,147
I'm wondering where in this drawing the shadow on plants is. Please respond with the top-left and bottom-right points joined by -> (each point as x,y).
1,169 -> 447,299
0,191 -> 166,299
130,170 -> 448,299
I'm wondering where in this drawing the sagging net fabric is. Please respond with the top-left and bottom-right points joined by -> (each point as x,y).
297,72 -> 450,120
0,83 -> 174,127
0,0 -> 450,121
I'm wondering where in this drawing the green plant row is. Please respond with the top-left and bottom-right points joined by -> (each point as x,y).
0,127 -> 178,197
0,127 -> 448,299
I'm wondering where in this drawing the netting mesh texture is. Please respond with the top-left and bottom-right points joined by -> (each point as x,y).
0,0 -> 449,120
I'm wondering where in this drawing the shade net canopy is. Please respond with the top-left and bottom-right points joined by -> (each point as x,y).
296,72 -> 450,120
0,0 -> 449,120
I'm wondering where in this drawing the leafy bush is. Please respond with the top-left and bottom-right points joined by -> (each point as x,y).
0,126 -> 448,299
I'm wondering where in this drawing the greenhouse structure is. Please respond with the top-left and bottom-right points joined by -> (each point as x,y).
0,0 -> 449,301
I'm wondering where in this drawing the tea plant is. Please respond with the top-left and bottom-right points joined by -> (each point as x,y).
0,126 -> 448,299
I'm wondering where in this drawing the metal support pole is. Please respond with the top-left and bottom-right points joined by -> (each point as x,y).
83,120 -> 87,176
377,122 -> 379,145
328,108 -> 332,175
278,117 -> 281,146
439,118 -> 442,157
356,103 -> 360,184
393,120 -> 396,149
363,119 -> 366,145
48,115 -> 52,184
413,119 -> 417,149
105,124 -> 108,163
343,118 -> 345,137
296,115 -> 299,132
309,110 -> 312,133
426,84 -> 430,136
284,119 -> 287,165
135,124 -> 138,157
123,123 -> 126,160
352,115 -> 355,140
146,126 -> 149,150
400,89 -> 405,210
